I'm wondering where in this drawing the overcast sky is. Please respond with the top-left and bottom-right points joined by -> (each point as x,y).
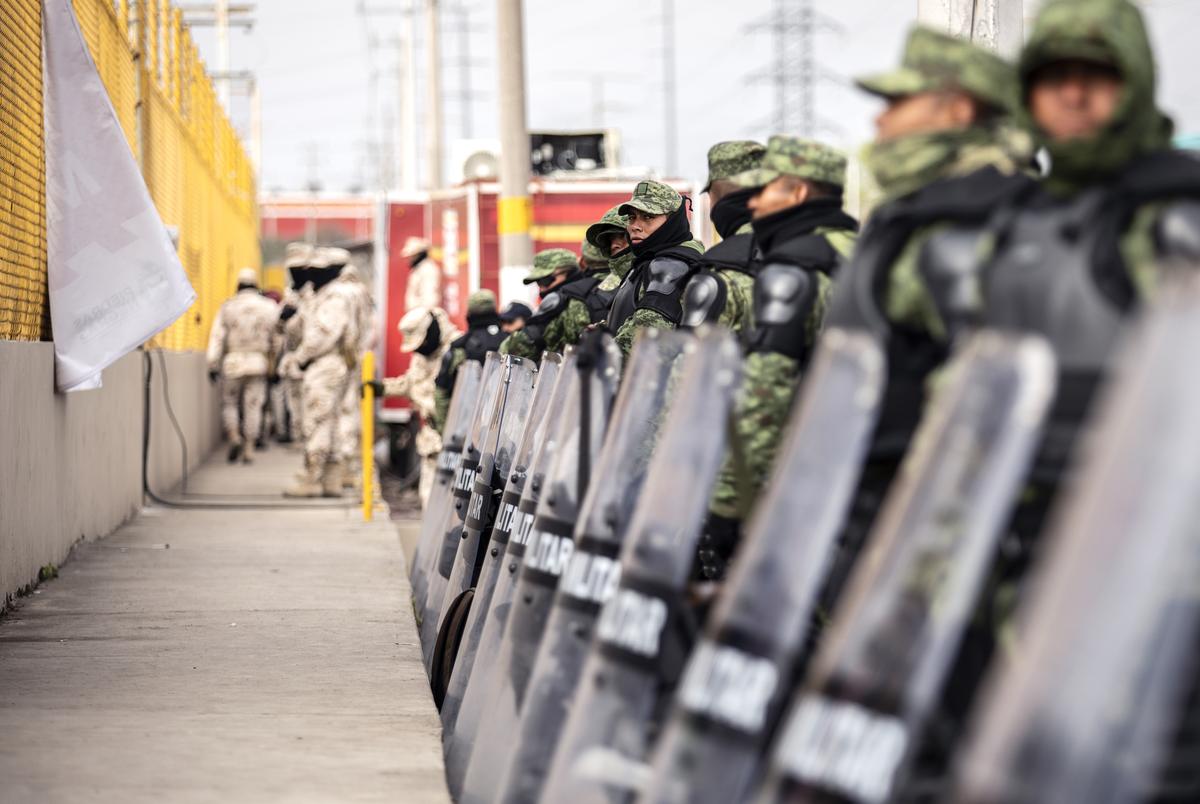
193,0 -> 1200,194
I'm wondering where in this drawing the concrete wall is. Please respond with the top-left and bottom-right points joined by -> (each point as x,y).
0,344 -> 219,606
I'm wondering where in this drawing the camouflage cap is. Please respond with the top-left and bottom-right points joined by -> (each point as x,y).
237,267 -> 259,286
703,140 -> 767,192
467,289 -> 497,314
523,248 -> 580,284
618,180 -> 683,217
585,205 -> 631,250
855,25 -> 1016,113
581,239 -> 609,268
732,135 -> 848,189
398,307 -> 435,353
323,246 -> 352,267
284,242 -> 312,269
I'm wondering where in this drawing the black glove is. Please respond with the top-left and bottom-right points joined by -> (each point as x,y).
299,359 -> 312,372
208,369 -> 220,383
361,379 -> 385,398
268,373 -> 281,386
279,305 -> 298,322
696,514 -> 742,581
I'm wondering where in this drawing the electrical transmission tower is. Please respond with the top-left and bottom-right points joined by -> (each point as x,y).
747,0 -> 840,138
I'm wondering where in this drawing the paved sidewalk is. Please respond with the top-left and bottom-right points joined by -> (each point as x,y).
0,445 -> 448,804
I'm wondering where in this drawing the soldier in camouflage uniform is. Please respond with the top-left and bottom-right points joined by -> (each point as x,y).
606,181 -> 706,354
278,244 -> 313,444
281,248 -> 362,498
368,306 -> 460,507
584,206 -> 633,326
498,248 -> 584,361
432,289 -> 505,431
696,138 -> 860,579
679,140 -> 766,336
206,267 -> 280,464
335,259 -> 377,490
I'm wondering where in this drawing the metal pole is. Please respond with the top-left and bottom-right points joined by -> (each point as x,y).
661,0 -> 678,177
361,351 -> 376,522
425,0 -> 445,189
496,0 -> 534,290
250,80 -> 262,182
917,0 -> 1024,55
216,0 -> 231,108
401,2 -> 419,191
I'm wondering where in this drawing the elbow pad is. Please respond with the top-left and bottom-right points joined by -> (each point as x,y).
745,262 -> 817,361
1154,200 -> 1200,261
680,271 -> 727,329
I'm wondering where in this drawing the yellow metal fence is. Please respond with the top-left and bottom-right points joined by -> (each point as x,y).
0,0 -> 258,349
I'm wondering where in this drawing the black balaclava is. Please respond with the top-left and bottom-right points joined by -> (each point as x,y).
410,250 -> 429,268
630,200 -> 693,260
709,188 -> 757,240
752,196 -> 857,255
415,315 -> 442,356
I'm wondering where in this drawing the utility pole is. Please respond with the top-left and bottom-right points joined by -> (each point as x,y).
746,0 -> 839,138
661,0 -> 678,177
496,0 -> 533,290
425,0 -> 445,189
444,4 -> 482,140
400,8 -> 419,191
178,2 -> 255,113
917,0 -> 1023,55
215,0 -> 230,107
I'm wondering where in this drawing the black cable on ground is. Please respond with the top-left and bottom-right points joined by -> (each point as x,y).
142,349 -> 356,510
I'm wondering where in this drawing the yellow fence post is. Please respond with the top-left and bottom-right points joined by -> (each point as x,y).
360,352 -> 376,522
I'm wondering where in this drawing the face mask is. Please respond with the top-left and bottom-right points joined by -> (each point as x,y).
709,188 -> 757,240
862,128 -> 990,201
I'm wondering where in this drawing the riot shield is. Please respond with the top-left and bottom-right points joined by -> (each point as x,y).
951,276 -> 1200,804
410,360 -> 482,606
439,351 -> 582,793
642,329 -> 886,804
496,329 -> 695,804
439,352 -> 563,734
538,327 -> 744,804
419,352 -> 505,667
431,354 -> 538,704
753,331 -> 1055,804
455,331 -> 623,802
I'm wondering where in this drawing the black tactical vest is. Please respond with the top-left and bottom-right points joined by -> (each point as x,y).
607,244 -> 703,334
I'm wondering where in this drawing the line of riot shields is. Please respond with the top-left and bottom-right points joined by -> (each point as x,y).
409,274 -> 1200,804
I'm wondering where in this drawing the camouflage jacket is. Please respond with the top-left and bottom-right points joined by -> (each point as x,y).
206,289 -> 279,378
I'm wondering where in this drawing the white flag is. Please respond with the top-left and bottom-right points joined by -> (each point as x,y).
43,0 -> 196,392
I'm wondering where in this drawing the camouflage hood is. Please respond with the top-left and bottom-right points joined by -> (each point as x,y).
1019,0 -> 1173,193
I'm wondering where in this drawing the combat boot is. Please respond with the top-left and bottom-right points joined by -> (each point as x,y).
321,461 -> 344,498
284,458 -> 323,498
342,458 -> 361,491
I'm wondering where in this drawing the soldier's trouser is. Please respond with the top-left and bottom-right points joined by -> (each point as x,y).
269,382 -> 287,438
285,378 -> 304,441
338,381 -> 362,464
419,455 -> 437,508
302,357 -> 350,466
222,375 -> 268,445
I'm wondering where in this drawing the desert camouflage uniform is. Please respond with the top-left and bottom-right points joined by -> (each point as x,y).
206,285 -> 279,448
335,264 -> 377,486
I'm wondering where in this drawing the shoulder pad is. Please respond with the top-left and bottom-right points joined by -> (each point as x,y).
1154,200 -> 1200,261
637,256 -> 697,325
746,262 -> 818,362
680,272 -> 727,329
531,291 -> 564,322
647,256 -> 694,287
700,233 -> 756,273
917,225 -> 986,339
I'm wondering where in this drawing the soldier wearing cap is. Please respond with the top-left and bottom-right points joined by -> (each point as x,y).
277,244 -> 314,445
206,266 -> 279,464
334,259 -> 378,491
499,301 -> 532,333
695,136 -> 861,580
679,140 -> 767,338
401,236 -> 442,311
583,206 -> 633,327
499,248 -> 583,361
366,306 -> 460,507
606,180 -> 706,354
282,247 -> 362,497
432,289 -> 505,431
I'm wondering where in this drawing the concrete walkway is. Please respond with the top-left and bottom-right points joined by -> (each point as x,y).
0,445 -> 448,803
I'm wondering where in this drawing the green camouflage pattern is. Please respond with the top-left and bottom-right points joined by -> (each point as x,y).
431,348 -> 466,432
619,180 -> 683,217
523,248 -> 580,284
733,135 -> 847,190
856,24 -> 1016,113
467,289 -> 496,314
605,250 -> 634,282
498,328 -> 540,360
544,298 -> 593,354
704,140 -> 767,192
586,205 -> 631,251
709,226 -> 857,519
1018,0 -> 1171,193
612,239 -> 705,355
581,239 -> 609,269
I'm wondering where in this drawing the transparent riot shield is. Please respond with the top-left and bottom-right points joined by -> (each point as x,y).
419,352 -> 505,668
440,351 -> 581,792
753,331 -> 1055,804
952,277 -> 1200,804
411,360 -> 482,608
439,352 -> 563,734
431,355 -> 538,703
538,327 -> 744,804
497,329 -> 694,804
642,329 -> 886,804
455,331 -> 623,802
